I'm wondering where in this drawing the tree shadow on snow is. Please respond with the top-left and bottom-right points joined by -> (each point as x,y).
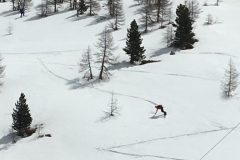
107,61 -> 136,71
150,47 -> 177,58
66,77 -> 107,90
86,14 -> 111,27
0,132 -> 20,151
65,13 -> 89,22
1,11 -> 19,17
0,10 -> 14,16
24,9 -> 71,22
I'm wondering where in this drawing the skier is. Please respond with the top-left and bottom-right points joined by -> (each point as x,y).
154,105 -> 167,118
20,8 -> 24,17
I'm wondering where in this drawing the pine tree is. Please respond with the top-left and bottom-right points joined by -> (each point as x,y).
108,0 -> 125,30
86,0 -> 100,16
12,93 -> 32,137
221,59 -> 239,97
77,0 -> 87,16
95,27 -> 118,80
174,4 -> 196,49
123,19 -> 146,64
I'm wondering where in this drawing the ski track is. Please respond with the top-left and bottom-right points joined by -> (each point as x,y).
116,70 -> 219,82
37,58 -> 232,160
105,128 -> 233,150
37,58 -> 157,105
99,149 -> 189,160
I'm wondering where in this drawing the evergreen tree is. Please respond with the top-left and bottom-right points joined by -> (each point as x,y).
123,19 -> 146,64
174,4 -> 195,49
77,0 -> 87,16
12,93 -> 32,137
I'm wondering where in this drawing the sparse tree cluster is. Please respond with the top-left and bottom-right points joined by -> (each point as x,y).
79,27 -> 118,80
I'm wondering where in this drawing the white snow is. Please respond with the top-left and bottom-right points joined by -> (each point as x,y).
0,0 -> 240,160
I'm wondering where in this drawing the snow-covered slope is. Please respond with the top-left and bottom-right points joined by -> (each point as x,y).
0,0 -> 240,160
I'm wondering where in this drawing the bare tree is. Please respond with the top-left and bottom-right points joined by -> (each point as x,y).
138,0 -> 154,33
153,0 -> 172,27
106,0 -> 114,17
86,0 -> 100,16
216,0 -> 219,6
187,0 -> 201,21
35,124 -> 43,137
163,25 -> 174,47
205,13 -> 213,25
105,91 -> 119,117
37,0 -> 51,17
221,59 -> 239,97
95,27 -> 118,80
48,0 -> 61,12
79,46 -> 93,80
108,0 -> 125,30
0,55 -> 5,87
134,0 -> 143,5
7,22 -> 13,35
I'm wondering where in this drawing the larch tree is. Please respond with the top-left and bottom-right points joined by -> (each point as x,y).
79,46 -> 93,80
174,4 -> 196,49
108,0 -> 125,30
12,93 -> 33,137
0,54 -> 5,87
153,0 -> 172,28
163,25 -> 174,47
221,59 -> 239,97
186,0 -> 201,22
206,13 -> 213,25
123,19 -> 146,64
95,27 -> 118,80
106,0 -> 115,17
138,0 -> 154,33
86,0 -> 100,16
